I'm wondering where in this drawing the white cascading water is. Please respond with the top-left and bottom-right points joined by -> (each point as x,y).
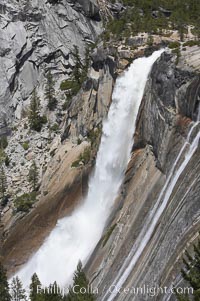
104,107 -> 200,301
15,50 -> 164,289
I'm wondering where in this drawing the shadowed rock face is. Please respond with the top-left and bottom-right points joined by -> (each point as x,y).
135,53 -> 200,172
0,0 -> 102,134
86,52 -> 200,301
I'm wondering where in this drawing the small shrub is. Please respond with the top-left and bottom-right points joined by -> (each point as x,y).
79,147 -> 91,165
88,128 -> 102,147
168,41 -> 181,49
183,40 -> 200,47
0,148 -> 5,164
22,141 -> 29,151
14,192 -> 36,213
71,160 -> 81,168
77,138 -> 82,145
51,123 -> 59,132
40,115 -> 48,124
102,224 -> 117,247
50,149 -> 56,157
1,195 -> 9,207
71,147 -> 91,168
47,98 -> 57,111
60,80 -> 81,96
172,48 -> 181,65
5,156 -> 10,167
0,136 -> 8,149
62,98 -> 71,110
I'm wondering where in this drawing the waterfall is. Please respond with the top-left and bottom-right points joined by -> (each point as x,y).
104,109 -> 200,301
15,50 -> 164,289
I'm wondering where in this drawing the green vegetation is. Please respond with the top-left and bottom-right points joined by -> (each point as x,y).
183,40 -> 200,47
22,141 -> 29,151
102,224 -> 117,247
0,136 -> 8,149
0,165 -> 7,201
29,89 -> 47,132
60,79 -> 81,95
87,127 -> 102,148
67,261 -> 95,301
0,148 -> 6,165
104,0 -> 200,42
50,123 -> 59,132
10,276 -> 27,301
0,262 -> 11,301
172,47 -> 181,65
14,192 -> 36,213
60,45 -> 90,97
168,41 -> 181,49
45,70 -> 57,111
5,156 -> 10,167
40,115 -> 48,125
0,261 -> 95,301
62,98 -> 71,111
29,161 -> 39,192
71,147 -> 91,168
175,238 -> 200,300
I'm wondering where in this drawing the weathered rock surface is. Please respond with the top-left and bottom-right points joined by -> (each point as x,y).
1,1 -> 200,296
0,46 -> 116,273
86,50 -> 200,301
0,0 -> 102,133
135,52 -> 200,171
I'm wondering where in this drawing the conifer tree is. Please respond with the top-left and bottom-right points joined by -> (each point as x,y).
28,161 -> 39,192
45,71 -> 57,111
66,261 -> 95,301
29,89 -> 42,132
176,239 -> 200,300
72,46 -> 83,85
45,282 -> 63,301
30,273 -> 44,301
0,164 -> 7,200
10,276 -> 27,301
0,262 -> 11,301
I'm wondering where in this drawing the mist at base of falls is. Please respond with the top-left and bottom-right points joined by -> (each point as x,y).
15,50 -> 164,289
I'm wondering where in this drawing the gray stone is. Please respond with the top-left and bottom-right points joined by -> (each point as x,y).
0,0 -> 102,133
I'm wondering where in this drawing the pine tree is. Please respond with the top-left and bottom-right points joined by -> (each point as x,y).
29,89 -> 42,132
0,262 -> 11,301
10,276 -> 27,301
72,46 -> 83,85
28,161 -> 39,192
175,239 -> 200,300
45,71 -> 57,111
66,261 -> 95,301
0,164 -> 7,200
30,273 -> 44,301
44,282 -> 63,301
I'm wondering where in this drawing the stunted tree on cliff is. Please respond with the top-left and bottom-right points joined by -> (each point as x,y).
28,160 -> 39,192
0,164 -> 7,200
45,70 -> 57,111
29,89 -> 42,132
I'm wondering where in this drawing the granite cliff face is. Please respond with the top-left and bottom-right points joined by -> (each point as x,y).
0,50 -> 116,275
86,52 -> 200,300
0,0 -> 101,133
0,0 -> 200,298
